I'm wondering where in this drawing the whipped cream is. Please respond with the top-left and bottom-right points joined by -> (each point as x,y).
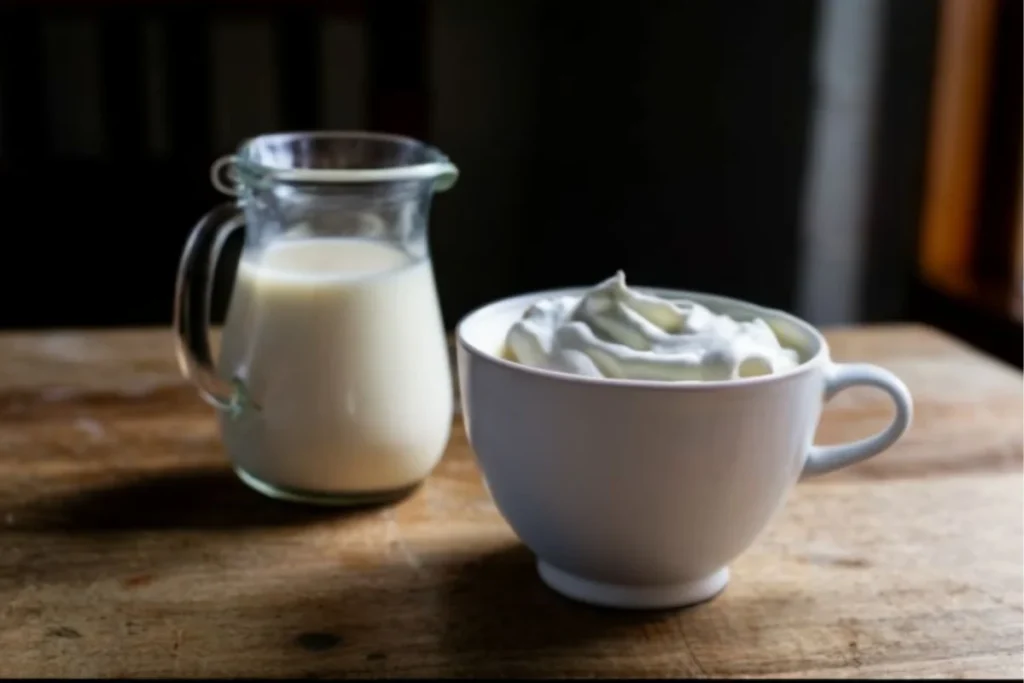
504,272 -> 800,381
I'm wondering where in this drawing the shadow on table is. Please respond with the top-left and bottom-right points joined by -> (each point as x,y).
1,468 -> 383,589
251,543 -> 695,679
6,476 -> 706,677
437,545 -> 685,675
9,468 -> 384,532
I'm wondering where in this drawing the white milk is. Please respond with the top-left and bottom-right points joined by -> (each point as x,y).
217,238 -> 453,498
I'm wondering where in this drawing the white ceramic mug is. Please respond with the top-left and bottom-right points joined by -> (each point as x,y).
456,287 -> 913,610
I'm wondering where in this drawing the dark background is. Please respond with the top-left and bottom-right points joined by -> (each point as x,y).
0,0 -> 1018,365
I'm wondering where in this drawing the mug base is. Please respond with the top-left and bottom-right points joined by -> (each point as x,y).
234,466 -> 420,507
537,561 -> 730,610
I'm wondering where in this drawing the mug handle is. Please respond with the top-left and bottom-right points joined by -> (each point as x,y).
173,202 -> 249,415
800,363 -> 913,479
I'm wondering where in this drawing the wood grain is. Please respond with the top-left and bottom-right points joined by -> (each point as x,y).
0,324 -> 1020,678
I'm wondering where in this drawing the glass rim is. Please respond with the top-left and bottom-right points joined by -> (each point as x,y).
231,130 -> 458,185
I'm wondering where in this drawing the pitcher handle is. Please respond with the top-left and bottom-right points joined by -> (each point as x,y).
800,362 -> 913,479
173,202 -> 248,414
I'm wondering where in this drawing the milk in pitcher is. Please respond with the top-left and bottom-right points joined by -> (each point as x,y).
217,237 -> 453,500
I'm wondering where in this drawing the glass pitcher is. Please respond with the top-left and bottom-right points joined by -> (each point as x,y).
174,132 -> 459,506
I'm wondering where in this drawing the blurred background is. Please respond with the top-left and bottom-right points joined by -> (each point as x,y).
0,0 -> 1020,366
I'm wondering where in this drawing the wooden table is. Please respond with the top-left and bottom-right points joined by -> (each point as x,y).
0,324 -> 1020,678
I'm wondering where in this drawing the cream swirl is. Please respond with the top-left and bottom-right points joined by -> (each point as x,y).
504,272 -> 800,381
